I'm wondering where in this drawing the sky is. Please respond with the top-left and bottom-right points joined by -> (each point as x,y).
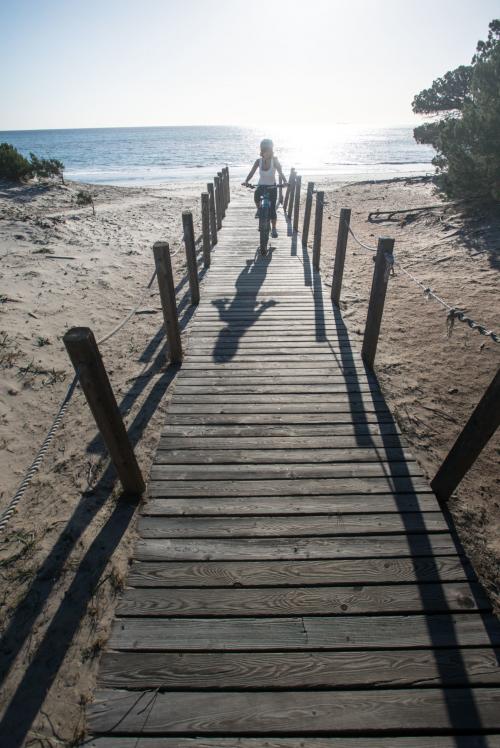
1,0 -> 499,131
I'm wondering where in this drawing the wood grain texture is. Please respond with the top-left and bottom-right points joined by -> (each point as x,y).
87,738 -> 500,748
143,493 -> 440,516
127,556 -> 473,587
136,534 -> 460,561
116,582 -> 486,617
148,476 -> 431,497
137,513 -> 446,538
98,648 -> 500,689
88,687 -> 500,734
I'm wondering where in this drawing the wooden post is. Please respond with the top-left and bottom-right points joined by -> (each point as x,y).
312,191 -> 324,270
201,192 -> 211,268
63,327 -> 145,495
361,237 -> 394,369
283,168 -> 295,213
293,175 -> 301,233
219,169 -> 226,212
217,171 -> 226,218
301,181 -> 315,248
153,242 -> 183,364
182,210 -> 200,305
287,172 -> 296,220
225,166 -> 231,204
207,183 -> 217,245
214,175 -> 222,230
223,167 -> 229,207
331,208 -> 351,306
431,368 -> 500,501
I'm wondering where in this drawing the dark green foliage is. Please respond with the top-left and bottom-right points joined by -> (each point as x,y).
0,142 -> 65,184
412,66 -> 473,115
29,153 -> 65,183
76,190 -> 95,215
0,143 -> 32,182
412,19 -> 500,200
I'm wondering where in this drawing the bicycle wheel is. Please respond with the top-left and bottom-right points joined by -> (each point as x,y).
259,206 -> 270,255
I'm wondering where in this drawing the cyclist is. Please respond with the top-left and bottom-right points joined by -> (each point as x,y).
242,139 -> 287,238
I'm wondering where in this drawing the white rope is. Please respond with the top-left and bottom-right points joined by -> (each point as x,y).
396,262 -> 500,343
0,375 -> 78,532
1,263 -> 160,533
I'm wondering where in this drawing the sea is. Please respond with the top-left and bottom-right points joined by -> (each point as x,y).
0,124 -> 434,187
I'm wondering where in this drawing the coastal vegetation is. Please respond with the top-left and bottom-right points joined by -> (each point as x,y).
76,189 -> 96,214
0,142 -> 65,183
413,19 -> 500,200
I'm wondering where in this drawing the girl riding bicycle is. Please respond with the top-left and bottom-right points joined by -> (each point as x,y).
242,139 -> 287,238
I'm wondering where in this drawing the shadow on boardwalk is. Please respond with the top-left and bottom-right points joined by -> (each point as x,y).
212,252 -> 277,362
309,256 -> 498,744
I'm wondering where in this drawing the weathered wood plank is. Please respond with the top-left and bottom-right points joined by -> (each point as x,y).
167,402 -> 392,414
148,476 -> 431,497
127,556 -> 473,587
86,736 -> 500,748
172,394 -> 386,404
116,582 -> 486,617
161,425 -> 405,438
98,647 -> 500,689
154,447 -> 415,464
164,413 -> 397,426
88,687 -> 500,733
138,513 -> 445,538
149,463 -> 425,481
158,435 -> 408,450
136,534 -> 459,561
143,493 -> 440,516
108,613 -> 500,651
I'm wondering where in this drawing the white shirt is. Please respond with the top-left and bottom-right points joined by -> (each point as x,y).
258,157 -> 276,186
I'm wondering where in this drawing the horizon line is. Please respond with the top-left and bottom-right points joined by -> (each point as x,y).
0,121 -> 421,134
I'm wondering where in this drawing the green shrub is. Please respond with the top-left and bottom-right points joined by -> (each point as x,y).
76,190 -> 95,215
0,143 -> 33,182
29,153 -> 65,183
413,19 -> 500,201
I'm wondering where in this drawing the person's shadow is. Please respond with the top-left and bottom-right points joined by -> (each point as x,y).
212,252 -> 277,362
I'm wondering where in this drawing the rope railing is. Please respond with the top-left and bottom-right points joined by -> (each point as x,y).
288,170 -> 498,342
0,166 -> 231,534
286,165 -> 499,501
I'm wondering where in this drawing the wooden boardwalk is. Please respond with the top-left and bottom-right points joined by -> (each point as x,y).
88,197 -> 500,746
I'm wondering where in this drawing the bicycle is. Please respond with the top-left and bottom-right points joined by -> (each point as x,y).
242,183 -> 286,256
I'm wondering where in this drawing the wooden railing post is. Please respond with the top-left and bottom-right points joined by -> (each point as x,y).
302,181 -> 315,248
362,237 -> 394,369
63,327 -> 145,495
214,175 -> 222,230
312,191 -> 324,270
153,242 -> 183,364
217,171 -> 226,218
226,166 -> 231,204
201,192 -> 211,268
283,168 -> 295,213
293,175 -> 301,233
182,210 -> 200,305
287,172 -> 296,220
431,368 -> 500,501
331,208 -> 351,306
207,183 -> 217,245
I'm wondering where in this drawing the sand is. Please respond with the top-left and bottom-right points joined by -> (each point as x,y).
0,174 -> 498,746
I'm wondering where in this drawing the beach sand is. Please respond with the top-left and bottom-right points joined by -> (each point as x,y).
0,175 -> 499,745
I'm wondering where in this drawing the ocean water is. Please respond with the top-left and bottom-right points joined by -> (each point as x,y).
0,124 -> 434,186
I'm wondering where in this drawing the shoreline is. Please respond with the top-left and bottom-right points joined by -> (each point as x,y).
0,173 -> 498,745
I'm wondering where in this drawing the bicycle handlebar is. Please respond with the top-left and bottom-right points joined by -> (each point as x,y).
242,182 -> 287,189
